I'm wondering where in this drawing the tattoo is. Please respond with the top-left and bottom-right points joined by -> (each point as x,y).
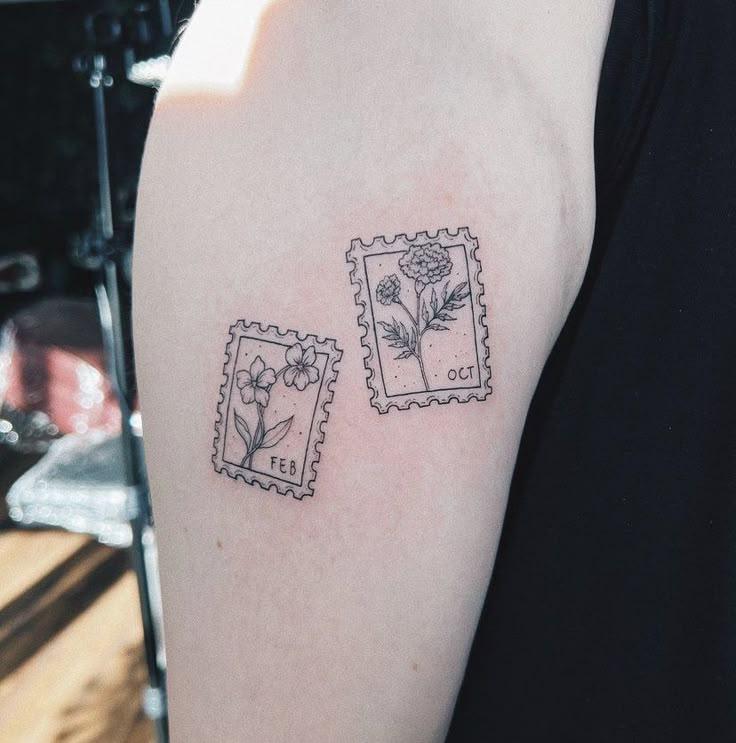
346,227 -> 491,413
212,322 -> 341,500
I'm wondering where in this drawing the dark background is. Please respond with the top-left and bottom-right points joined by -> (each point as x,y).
0,0 -> 192,524
0,0 -> 193,319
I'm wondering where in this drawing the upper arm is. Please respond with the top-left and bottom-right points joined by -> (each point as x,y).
133,1 -> 613,740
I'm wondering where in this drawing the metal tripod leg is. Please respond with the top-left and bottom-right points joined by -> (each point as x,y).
85,48 -> 169,742
96,263 -> 168,742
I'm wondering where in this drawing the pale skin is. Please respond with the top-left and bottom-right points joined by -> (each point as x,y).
132,1 -> 614,740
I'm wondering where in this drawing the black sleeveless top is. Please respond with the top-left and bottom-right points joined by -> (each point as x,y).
448,1 -> 736,740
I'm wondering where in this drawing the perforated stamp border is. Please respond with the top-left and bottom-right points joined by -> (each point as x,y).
212,321 -> 342,500
346,227 -> 491,413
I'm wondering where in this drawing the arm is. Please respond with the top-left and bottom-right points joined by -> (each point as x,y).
133,1 -> 613,740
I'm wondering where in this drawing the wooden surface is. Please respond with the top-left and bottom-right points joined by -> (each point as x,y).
0,528 -> 154,743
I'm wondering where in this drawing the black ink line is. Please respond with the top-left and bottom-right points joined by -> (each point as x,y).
241,466 -> 301,487
367,247 -> 465,259
380,384 -> 481,398
363,258 -> 390,399
464,247 -> 483,382
222,335 -> 243,471
298,353 -> 328,487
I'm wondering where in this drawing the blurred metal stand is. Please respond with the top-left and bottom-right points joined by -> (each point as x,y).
72,9 -> 170,741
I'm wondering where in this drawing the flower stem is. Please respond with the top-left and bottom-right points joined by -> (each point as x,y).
268,367 -> 287,389
414,284 -> 430,391
242,368 -> 287,467
415,339 -> 429,391
243,402 -> 266,468
396,299 -> 418,329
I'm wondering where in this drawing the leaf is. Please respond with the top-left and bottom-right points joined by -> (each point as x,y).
421,301 -> 430,325
395,350 -> 413,360
260,416 -> 294,449
233,411 -> 252,451
380,331 -> 401,344
451,281 -> 470,301
423,282 -> 469,330
430,288 -> 439,314
378,318 -> 412,345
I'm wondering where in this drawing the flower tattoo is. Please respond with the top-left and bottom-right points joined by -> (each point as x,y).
213,321 -> 343,499
236,356 -> 276,406
346,228 -> 491,413
376,274 -> 402,305
375,242 -> 470,391
284,343 -> 320,390
398,242 -> 453,287
232,342 -> 321,469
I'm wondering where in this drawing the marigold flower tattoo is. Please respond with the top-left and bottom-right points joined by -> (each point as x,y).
376,242 -> 470,391
398,242 -> 453,287
346,227 -> 492,414
376,274 -> 402,305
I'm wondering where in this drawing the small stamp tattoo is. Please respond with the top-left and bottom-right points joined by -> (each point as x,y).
212,322 -> 342,499
346,227 -> 491,413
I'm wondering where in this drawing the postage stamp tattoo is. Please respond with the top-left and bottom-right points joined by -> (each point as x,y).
212,322 -> 341,499
347,227 -> 491,413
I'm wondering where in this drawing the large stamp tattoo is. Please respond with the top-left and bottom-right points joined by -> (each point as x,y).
347,227 -> 491,413
212,322 -> 341,499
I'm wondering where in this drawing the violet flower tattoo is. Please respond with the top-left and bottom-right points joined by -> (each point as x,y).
233,343 -> 321,469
